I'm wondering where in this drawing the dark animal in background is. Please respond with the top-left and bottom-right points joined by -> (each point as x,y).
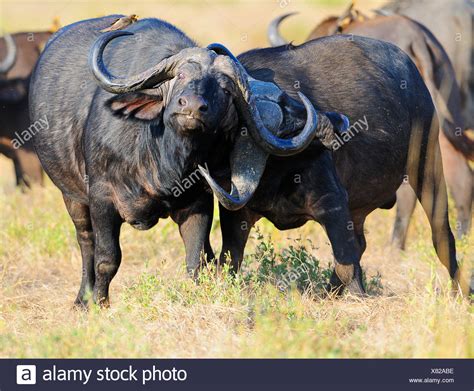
30,16 -> 343,307
267,6 -> 474,249
0,30 -> 53,187
202,35 -> 469,295
267,2 -> 366,46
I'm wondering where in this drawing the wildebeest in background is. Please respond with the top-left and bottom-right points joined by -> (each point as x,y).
31,16 -> 342,307
200,35 -> 469,296
267,5 -> 474,249
0,30 -> 54,187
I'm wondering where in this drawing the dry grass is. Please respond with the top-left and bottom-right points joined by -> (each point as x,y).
0,0 -> 472,359
0,155 -> 472,358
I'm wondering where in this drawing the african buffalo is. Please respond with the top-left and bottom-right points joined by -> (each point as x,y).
30,16 -> 344,306
380,0 -> 474,130
0,31 -> 52,187
267,8 -> 473,249
201,36 -> 468,295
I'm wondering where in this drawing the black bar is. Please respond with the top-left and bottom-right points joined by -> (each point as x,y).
0,359 -> 472,390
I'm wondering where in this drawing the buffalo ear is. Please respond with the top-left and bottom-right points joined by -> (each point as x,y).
106,90 -> 165,121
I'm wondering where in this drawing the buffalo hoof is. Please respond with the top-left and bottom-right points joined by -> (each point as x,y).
345,277 -> 367,297
334,263 -> 355,286
326,270 -> 345,297
326,267 -> 367,298
73,298 -> 90,311
390,237 -> 405,251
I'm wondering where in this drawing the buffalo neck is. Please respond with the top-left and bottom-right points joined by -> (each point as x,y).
137,121 -> 215,199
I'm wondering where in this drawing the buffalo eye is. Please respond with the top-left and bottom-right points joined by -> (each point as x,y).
223,89 -> 231,96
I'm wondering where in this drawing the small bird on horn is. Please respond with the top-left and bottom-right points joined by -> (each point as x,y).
100,14 -> 139,33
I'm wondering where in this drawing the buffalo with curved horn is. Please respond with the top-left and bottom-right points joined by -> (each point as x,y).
199,42 -> 346,210
203,33 -> 469,295
90,30 -> 331,210
267,6 -> 473,248
31,16 -> 346,307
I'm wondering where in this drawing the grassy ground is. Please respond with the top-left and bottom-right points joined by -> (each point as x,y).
0,156 -> 472,358
0,0 -> 473,359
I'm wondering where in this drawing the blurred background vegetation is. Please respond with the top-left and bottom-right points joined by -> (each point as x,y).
0,0 -> 385,53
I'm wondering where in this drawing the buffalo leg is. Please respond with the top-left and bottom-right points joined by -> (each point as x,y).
320,203 -> 365,296
391,184 -> 417,250
89,198 -> 122,306
439,132 -> 472,237
0,138 -> 27,187
16,147 -> 44,187
219,205 -> 260,272
171,193 -> 214,277
352,216 -> 368,258
5,151 -> 28,188
308,155 -> 366,295
12,157 -> 26,187
407,123 -> 464,293
63,196 -> 95,307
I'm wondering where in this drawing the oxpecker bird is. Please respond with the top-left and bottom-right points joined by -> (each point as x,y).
100,14 -> 139,33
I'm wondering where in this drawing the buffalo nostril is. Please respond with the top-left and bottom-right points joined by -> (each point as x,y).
178,97 -> 187,107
